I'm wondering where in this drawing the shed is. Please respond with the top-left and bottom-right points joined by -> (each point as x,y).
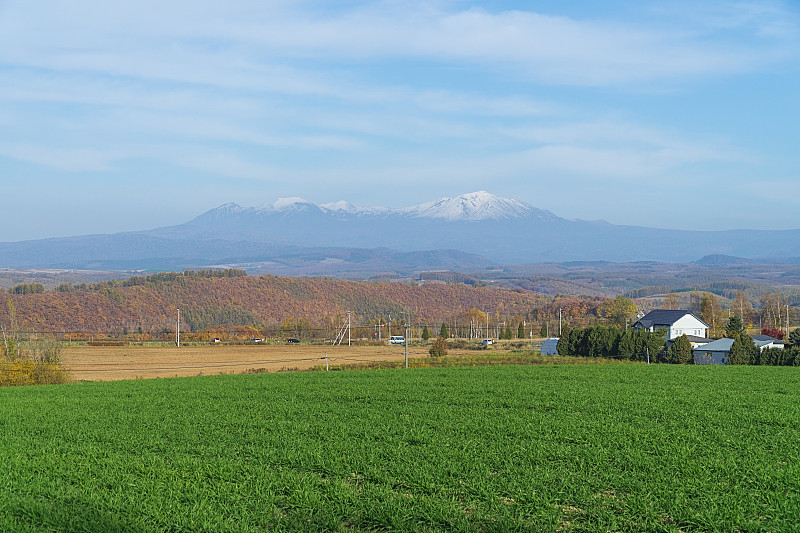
693,338 -> 734,365
541,338 -> 560,356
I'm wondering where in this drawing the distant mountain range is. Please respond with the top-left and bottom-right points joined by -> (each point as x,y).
2,191 -> 800,272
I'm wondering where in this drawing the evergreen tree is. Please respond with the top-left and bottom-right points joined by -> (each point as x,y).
729,334 -> 757,365
667,334 -> 693,364
421,325 -> 431,341
503,324 -> 513,340
587,326 -> 619,358
557,326 -> 573,356
645,329 -> 668,363
539,323 -> 548,338
617,330 -> 636,358
440,323 -> 449,339
788,328 -> 800,346
518,322 -> 525,339
725,316 -> 745,338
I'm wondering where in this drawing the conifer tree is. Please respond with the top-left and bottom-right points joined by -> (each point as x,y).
667,334 -> 693,364
422,325 -> 431,341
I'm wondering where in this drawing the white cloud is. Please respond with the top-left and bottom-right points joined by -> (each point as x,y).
0,1 -> 797,236
1,1 -> 796,89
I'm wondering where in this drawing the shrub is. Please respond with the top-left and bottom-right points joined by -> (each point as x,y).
429,337 -> 448,357
0,359 -> 70,386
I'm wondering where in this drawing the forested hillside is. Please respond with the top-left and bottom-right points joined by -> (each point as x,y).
0,270 -> 597,338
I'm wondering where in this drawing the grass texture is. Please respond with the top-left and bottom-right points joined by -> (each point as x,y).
0,364 -> 798,531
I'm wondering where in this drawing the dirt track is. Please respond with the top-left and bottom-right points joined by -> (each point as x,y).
61,344 -> 443,381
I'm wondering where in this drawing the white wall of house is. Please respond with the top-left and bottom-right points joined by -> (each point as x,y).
668,315 -> 708,339
758,341 -> 785,351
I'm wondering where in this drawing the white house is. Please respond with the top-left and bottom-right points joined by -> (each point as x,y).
632,310 -> 709,340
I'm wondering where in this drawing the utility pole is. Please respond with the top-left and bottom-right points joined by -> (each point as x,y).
404,321 -> 409,369
347,311 -> 351,347
559,308 -> 562,337
176,308 -> 180,347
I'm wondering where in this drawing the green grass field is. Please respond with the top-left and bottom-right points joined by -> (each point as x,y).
1,365 -> 798,531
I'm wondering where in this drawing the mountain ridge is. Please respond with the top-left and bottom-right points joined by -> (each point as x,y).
194,191 -> 549,223
2,191 -> 800,270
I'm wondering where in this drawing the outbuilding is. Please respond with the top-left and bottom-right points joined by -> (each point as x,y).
693,338 -> 734,365
540,338 -> 560,356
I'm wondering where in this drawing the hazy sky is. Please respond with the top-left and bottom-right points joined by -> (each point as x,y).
2,1 -> 799,241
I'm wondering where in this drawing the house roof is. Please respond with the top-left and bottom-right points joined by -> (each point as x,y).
751,335 -> 788,348
685,335 -> 713,343
694,338 -> 735,352
634,309 -> 710,329
751,334 -> 784,342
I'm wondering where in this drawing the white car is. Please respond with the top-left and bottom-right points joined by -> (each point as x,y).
481,339 -> 493,346
389,336 -> 405,344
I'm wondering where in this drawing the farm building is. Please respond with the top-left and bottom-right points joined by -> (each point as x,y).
693,338 -> 734,365
540,338 -> 559,356
633,309 -> 709,340
693,334 -> 788,365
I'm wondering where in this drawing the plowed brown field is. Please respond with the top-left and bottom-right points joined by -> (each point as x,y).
61,344 -> 461,381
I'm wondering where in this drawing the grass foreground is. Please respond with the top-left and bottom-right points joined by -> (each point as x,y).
0,364 -> 798,531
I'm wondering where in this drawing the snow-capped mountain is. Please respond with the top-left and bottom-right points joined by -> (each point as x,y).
3,190 -> 800,270
262,197 -> 318,213
400,191 -> 538,221
204,192 -> 552,222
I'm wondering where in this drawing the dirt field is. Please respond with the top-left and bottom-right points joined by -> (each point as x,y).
61,343 -> 456,381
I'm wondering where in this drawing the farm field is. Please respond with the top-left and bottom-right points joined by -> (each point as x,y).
1,365 -> 799,531
60,343 -> 458,381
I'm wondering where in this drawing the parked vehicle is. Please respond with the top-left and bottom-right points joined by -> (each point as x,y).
481,338 -> 493,346
287,338 -> 300,344
389,336 -> 405,344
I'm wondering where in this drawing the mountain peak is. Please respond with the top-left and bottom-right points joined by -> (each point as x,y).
262,197 -> 319,214
403,191 -> 535,221
198,191 -> 548,222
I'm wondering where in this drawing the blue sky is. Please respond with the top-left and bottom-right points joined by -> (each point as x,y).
1,0 -> 799,241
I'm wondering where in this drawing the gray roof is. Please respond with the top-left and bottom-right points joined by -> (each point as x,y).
751,335 -> 788,348
694,338 -> 735,352
750,335 -> 784,343
634,309 -> 710,329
